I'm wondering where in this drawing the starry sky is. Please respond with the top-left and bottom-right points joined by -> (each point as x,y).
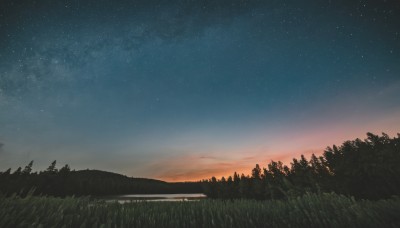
1,0 -> 400,181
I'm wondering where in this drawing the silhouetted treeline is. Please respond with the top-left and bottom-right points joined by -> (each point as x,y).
202,132 -> 400,200
0,161 -> 202,197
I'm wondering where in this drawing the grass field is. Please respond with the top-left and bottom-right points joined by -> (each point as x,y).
1,193 -> 399,228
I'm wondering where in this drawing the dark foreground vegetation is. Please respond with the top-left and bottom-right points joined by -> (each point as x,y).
1,193 -> 399,228
203,132 -> 400,200
0,165 -> 201,197
0,132 -> 399,227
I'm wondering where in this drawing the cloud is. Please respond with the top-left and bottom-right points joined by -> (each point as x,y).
0,142 -> 4,154
142,151 -> 274,182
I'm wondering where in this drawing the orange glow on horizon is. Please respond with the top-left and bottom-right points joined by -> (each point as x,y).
154,148 -> 325,182
153,126 -> 400,182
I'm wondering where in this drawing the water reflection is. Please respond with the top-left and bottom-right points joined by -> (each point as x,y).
101,193 -> 206,203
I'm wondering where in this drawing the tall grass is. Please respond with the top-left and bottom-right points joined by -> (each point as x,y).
1,193 -> 399,227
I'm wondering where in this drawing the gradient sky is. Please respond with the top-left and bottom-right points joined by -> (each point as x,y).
1,0 -> 399,181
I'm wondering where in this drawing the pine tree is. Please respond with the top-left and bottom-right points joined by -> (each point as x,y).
22,161 -> 34,175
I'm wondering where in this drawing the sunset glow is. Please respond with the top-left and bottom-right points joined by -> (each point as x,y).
1,1 -> 399,182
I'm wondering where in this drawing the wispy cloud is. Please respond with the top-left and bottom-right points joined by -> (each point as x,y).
0,142 -> 4,154
143,149 -> 323,182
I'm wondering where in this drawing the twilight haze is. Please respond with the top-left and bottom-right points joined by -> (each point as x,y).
0,0 -> 399,182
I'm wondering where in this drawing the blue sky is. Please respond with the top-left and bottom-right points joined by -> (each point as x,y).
1,0 -> 399,181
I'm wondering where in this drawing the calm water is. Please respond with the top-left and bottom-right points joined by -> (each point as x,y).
101,193 -> 207,203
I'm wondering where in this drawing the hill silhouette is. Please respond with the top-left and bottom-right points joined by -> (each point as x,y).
1,132 -> 399,200
0,165 -> 202,197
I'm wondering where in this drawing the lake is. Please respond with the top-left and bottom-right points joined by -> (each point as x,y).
101,193 -> 207,203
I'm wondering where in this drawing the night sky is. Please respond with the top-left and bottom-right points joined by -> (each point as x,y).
1,0 -> 399,181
